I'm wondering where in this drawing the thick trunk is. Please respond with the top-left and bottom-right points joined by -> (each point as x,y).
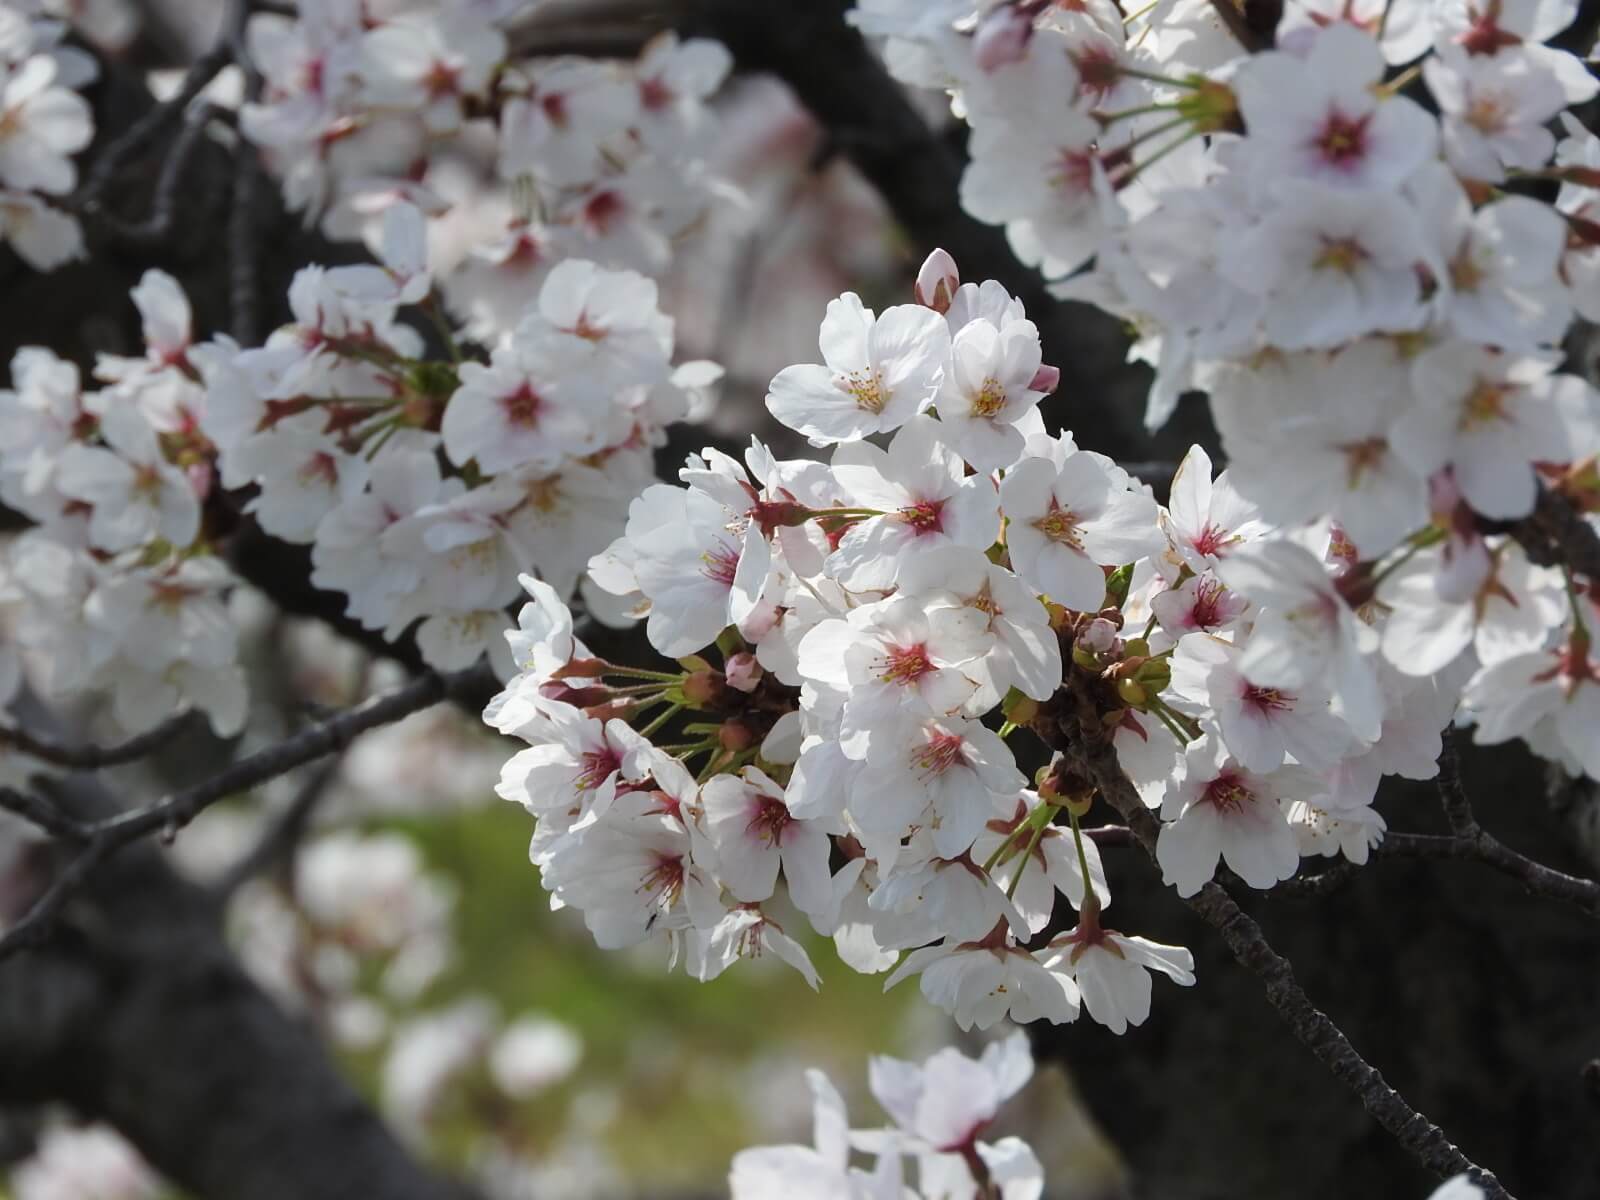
1032,744 -> 1600,1199
0,775 -> 470,1200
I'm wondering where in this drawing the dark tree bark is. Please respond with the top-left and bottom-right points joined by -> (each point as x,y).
1031,746 -> 1600,1200
0,775 -> 470,1200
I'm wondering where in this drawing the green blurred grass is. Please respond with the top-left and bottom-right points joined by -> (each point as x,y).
386,800 -> 920,1189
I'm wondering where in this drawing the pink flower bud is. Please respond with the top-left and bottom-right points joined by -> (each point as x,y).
914,248 -> 960,314
973,4 -> 1033,72
1080,617 -> 1119,654
1029,364 -> 1060,394
725,652 -> 762,693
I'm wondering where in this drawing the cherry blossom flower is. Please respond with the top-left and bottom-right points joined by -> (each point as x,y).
1215,538 -> 1383,739
1040,924 -> 1195,1034
1156,735 -> 1313,895
884,931 -> 1081,1031
1395,343 -> 1580,520
55,403 -> 201,553
1235,24 -> 1436,192
700,766 -> 837,916
766,292 -> 951,446
1000,450 -> 1164,611
1169,634 -> 1354,772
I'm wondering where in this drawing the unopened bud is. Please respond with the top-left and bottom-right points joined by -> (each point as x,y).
682,669 -> 723,706
1080,617 -> 1119,655
1029,364 -> 1060,394
914,248 -> 960,314
1116,677 -> 1148,707
554,657 -> 606,679
719,719 -> 756,751
725,652 -> 762,693
1134,658 -> 1171,692
973,3 -> 1033,72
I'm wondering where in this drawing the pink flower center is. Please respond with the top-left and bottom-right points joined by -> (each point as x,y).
1032,499 -> 1083,549
583,189 -> 625,234
913,730 -> 968,778
501,382 -> 543,427
745,796 -> 792,847
298,451 -> 339,488
1202,772 -> 1253,814
899,499 -> 947,534
1242,684 -> 1293,716
576,747 -> 622,792
1188,578 -> 1230,629
540,91 -> 568,127
1313,110 -> 1371,170
700,543 -> 740,587
639,76 -> 672,111
1190,522 -> 1232,558
879,642 -> 935,685
639,853 -> 684,906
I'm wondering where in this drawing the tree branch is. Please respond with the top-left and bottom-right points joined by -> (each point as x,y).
1506,486 -> 1600,581
0,710 -> 196,770
1064,738 -> 1512,1197
0,779 -> 472,1200
0,667 -> 491,961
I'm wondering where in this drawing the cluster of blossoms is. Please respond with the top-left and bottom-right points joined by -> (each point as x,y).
0,272 -> 248,736
0,0 -> 735,739
486,226 -> 1600,1032
239,1 -> 731,341
848,0 -> 1600,780
0,2 -> 95,270
727,1033 -> 1489,1200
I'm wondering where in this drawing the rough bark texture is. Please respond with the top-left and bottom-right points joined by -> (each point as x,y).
0,775 -> 469,1200
1031,747 -> 1600,1200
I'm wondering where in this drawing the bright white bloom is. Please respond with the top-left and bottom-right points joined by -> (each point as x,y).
1395,344 -> 1580,520
700,766 -> 837,915
1216,539 -> 1383,739
1463,637 -> 1600,780
851,715 -> 1026,858
1000,451 -> 1164,611
898,546 -> 1063,703
767,293 -> 951,445
885,934 -> 1081,1031
826,414 -> 1001,590
1233,24 -> 1436,191
1157,735 -> 1311,896
55,404 -> 200,553
796,595 -> 989,760
1041,925 -> 1195,1034
932,317 -> 1048,470
1169,635 -> 1354,772
1424,46 -> 1567,182
0,55 -> 92,194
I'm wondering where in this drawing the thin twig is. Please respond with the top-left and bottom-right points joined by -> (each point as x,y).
1071,741 -> 1513,1198
228,0 -> 265,346
1506,486 -> 1600,582
0,710 -> 196,770
87,104 -> 220,243
1378,832 -> 1600,919
71,37 -> 231,213
211,759 -> 340,899
0,667 -> 489,961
